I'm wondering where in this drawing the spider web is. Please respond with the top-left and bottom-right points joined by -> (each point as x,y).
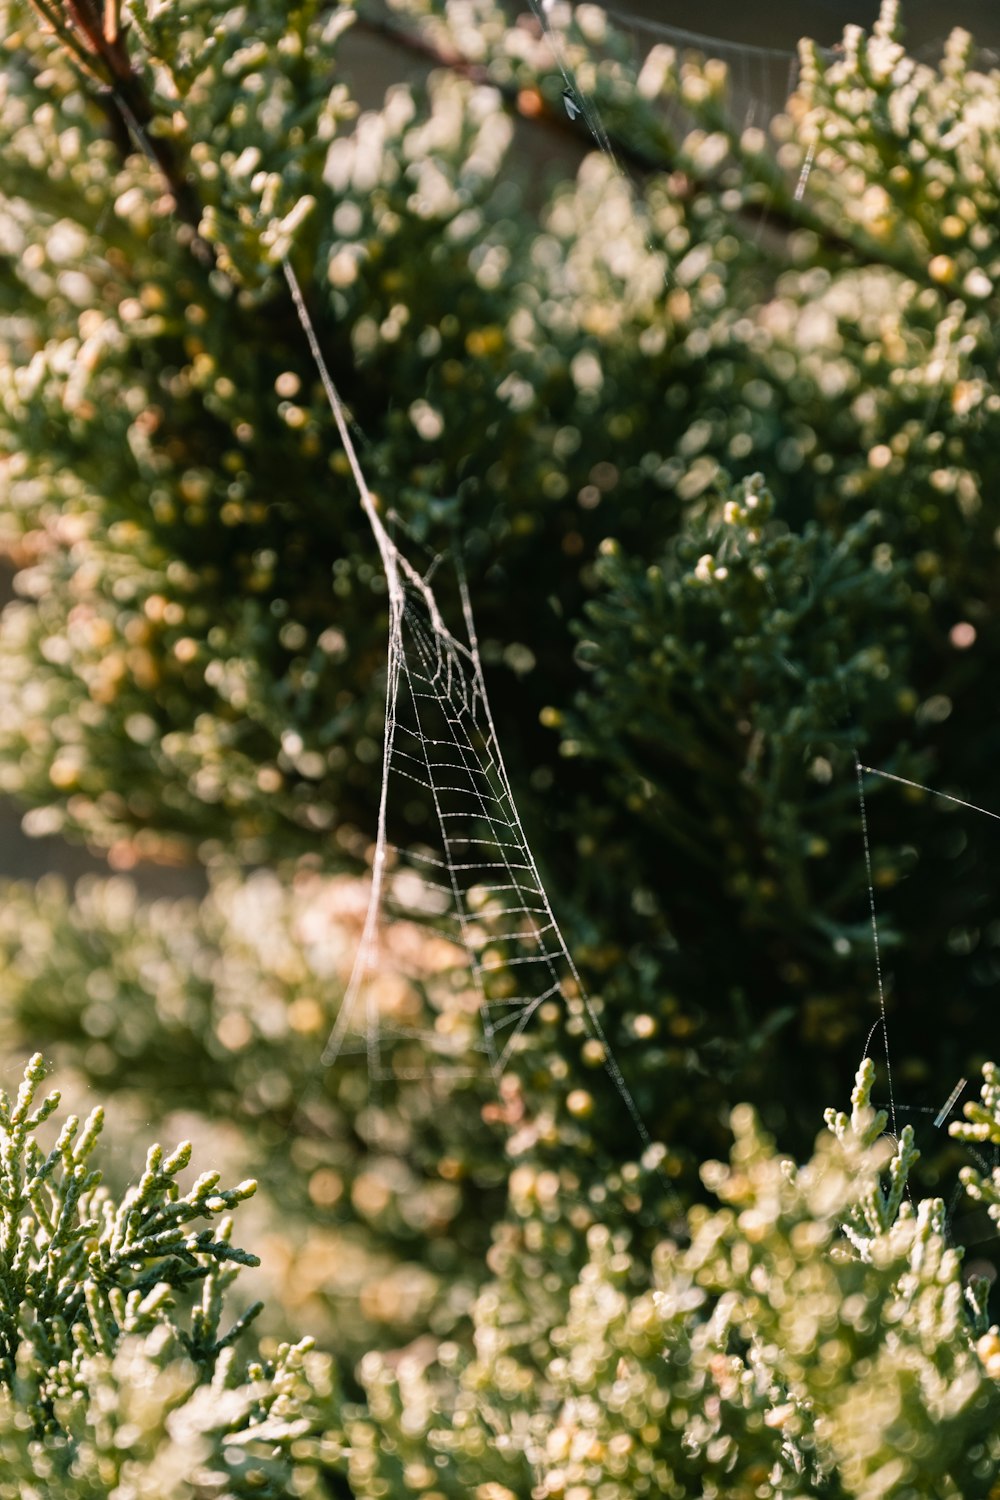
287,5 -> 827,1148
283,262 -> 653,1152
280,4 -> 808,1152
522,0 -> 826,281
323,552 -> 558,1078
528,0 -> 804,136
91,3 -> 981,1156
855,757 -> 1000,1267
104,0 -> 971,1183
283,0 -> 815,1149
599,3 -> 802,132
95,15 -> 676,1160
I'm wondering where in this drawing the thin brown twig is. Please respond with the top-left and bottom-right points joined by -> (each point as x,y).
24,0 -> 212,257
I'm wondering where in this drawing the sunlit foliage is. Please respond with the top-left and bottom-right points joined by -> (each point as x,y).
3,0 -> 1000,1493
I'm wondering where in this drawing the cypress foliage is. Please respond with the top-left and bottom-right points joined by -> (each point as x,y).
0,1052 -> 345,1495
2,0 -> 1000,1492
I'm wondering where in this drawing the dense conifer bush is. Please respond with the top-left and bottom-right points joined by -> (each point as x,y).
3,0 -> 1000,1491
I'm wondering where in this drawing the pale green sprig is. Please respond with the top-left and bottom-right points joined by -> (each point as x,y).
823,1056 -> 889,1149
950,1061 -> 1000,1146
839,1124 -> 919,1258
825,1059 -> 919,1255
965,1273 -> 992,1338
0,1053 -> 261,1428
953,1064 -> 1000,1226
102,1140 -> 256,1270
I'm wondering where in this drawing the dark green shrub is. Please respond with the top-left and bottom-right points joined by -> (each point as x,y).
3,0 -> 1000,1166
3,1 -> 1000,1494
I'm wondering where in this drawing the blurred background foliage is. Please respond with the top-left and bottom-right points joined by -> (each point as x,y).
5,0 -> 1000,1484
0,867 -> 506,1358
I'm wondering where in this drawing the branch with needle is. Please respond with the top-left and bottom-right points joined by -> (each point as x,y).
23,0 -> 212,255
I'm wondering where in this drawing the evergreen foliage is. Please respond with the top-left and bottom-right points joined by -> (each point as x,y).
0,868 -> 503,1356
344,1060 -> 1000,1499
7,1045 -> 1000,1497
2,0 -> 1000,1493
3,0 -> 1000,1161
0,1052 -> 344,1495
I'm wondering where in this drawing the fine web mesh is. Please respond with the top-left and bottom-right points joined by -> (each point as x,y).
528,0 -> 803,135
275,3 -> 829,1172
855,760 -> 1000,1259
293,7 -> 843,1156
284,257 -> 658,1151
282,0 -> 805,1154
526,0 -> 811,230
601,3 -> 802,130
316,502 -> 652,1144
